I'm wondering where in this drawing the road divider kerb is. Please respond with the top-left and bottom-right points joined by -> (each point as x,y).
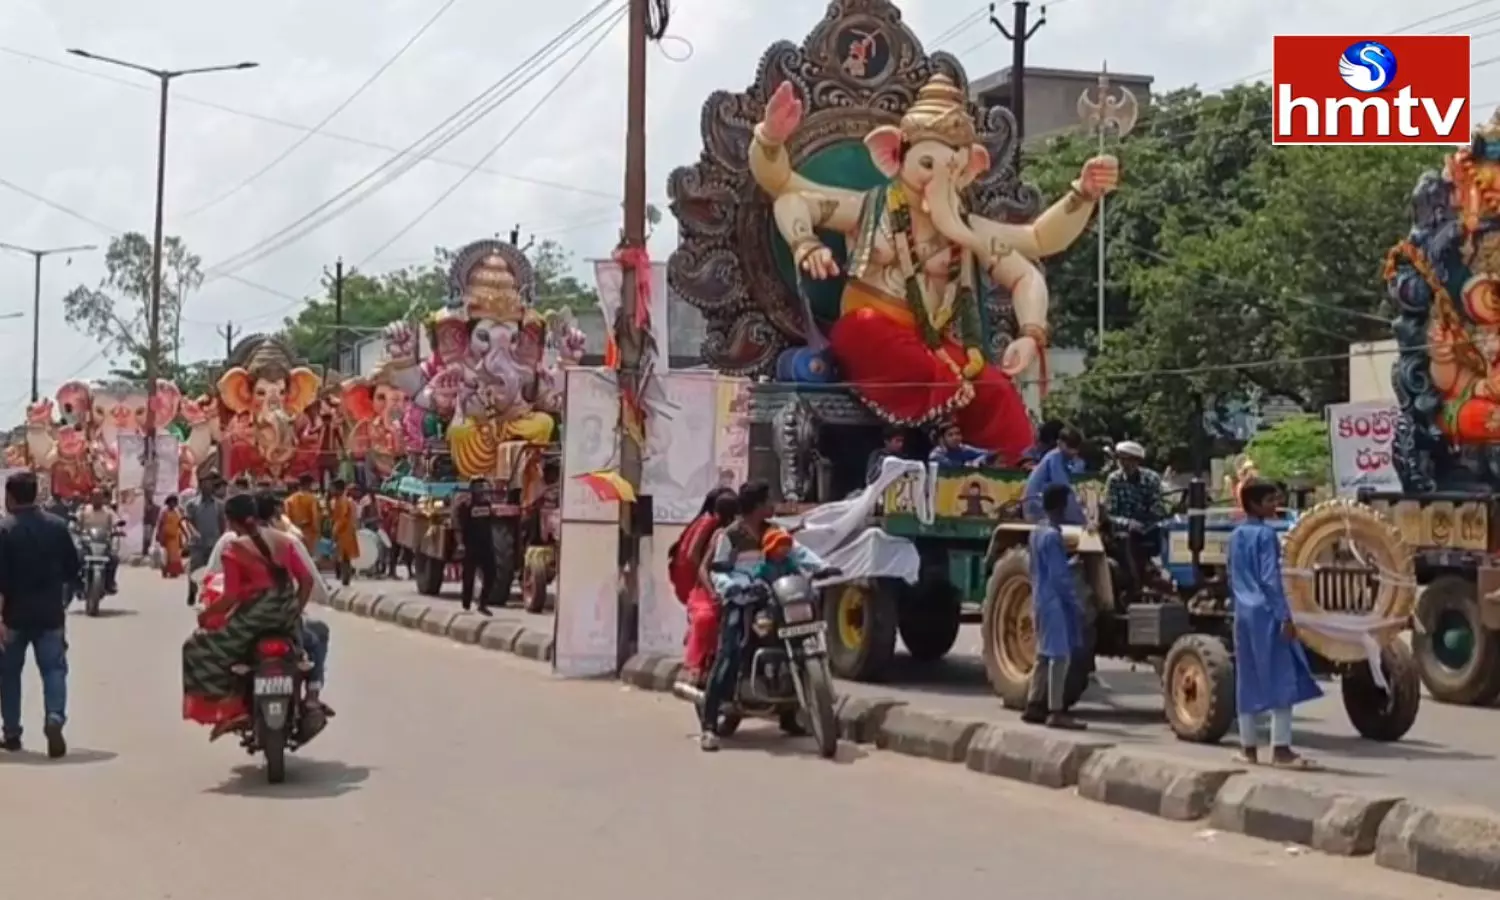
1374,800 -> 1500,889
315,593 -> 1500,891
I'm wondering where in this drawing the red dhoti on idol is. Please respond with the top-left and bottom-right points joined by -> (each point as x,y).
828,280 -> 1034,464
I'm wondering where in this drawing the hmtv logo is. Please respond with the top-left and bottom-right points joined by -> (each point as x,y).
1273,35 -> 1470,145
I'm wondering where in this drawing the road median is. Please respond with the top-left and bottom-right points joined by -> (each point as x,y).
1210,776 -> 1400,856
1375,800 -> 1500,889
1078,747 -> 1241,821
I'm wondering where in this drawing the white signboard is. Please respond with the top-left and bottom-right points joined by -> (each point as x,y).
642,372 -> 719,524
560,368 -> 622,523
1327,401 -> 1402,496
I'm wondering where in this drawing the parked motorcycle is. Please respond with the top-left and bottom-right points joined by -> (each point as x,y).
200,572 -> 325,784
673,568 -> 841,758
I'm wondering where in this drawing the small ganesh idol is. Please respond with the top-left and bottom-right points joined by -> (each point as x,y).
748,75 -> 1118,463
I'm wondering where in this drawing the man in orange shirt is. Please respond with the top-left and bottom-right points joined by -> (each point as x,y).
328,479 -> 359,586
284,474 -> 322,554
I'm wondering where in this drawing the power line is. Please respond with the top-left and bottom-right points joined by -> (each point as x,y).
179,0 -> 466,220
0,45 -> 623,203
356,6 -> 625,267
200,0 -> 622,282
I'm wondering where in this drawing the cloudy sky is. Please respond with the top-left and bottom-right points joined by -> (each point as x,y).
0,0 -> 1489,424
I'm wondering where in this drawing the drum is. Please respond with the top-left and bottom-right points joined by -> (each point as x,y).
354,529 -> 381,573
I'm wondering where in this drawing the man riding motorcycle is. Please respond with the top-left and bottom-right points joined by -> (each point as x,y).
698,480 -> 835,752
75,491 -> 119,594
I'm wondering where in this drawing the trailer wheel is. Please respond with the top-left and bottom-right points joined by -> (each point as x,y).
1343,641 -> 1421,742
822,579 -> 900,682
1162,634 -> 1236,744
897,576 -> 962,663
1412,575 -> 1500,706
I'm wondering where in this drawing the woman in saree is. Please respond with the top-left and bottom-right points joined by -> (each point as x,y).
183,493 -> 316,739
156,495 -> 192,579
668,487 -> 738,684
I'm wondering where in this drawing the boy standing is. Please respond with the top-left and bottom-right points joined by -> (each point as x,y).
1024,483 -> 1086,730
1228,478 -> 1321,769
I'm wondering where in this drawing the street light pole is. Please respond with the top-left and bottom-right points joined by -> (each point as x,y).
66,49 -> 257,551
0,242 -> 97,405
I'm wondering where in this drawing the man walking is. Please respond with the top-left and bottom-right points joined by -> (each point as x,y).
452,477 -> 496,615
184,477 -> 227,606
0,472 -> 80,757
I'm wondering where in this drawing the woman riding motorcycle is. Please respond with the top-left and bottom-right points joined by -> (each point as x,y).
182,493 -> 321,739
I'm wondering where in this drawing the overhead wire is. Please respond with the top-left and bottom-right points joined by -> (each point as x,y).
178,0 -> 466,220
0,45 -> 625,203
355,4 -> 626,267
199,0 -> 623,282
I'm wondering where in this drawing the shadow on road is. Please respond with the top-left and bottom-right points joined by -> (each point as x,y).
206,759 -> 372,798
718,727 -> 869,765
0,747 -> 118,766
1295,731 -> 1495,763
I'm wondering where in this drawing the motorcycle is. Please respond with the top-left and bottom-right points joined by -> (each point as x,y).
73,520 -> 122,617
200,571 -> 325,784
673,567 -> 841,759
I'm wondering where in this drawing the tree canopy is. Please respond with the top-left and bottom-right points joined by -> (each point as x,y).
1243,414 -> 1331,485
62,232 -> 203,377
1024,82 -> 1442,459
281,239 -> 599,369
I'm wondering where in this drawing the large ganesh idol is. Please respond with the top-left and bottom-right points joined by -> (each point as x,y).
214,335 -> 323,481
376,237 -> 585,479
339,377 -> 409,481
668,0 -> 1116,464
1387,109 -> 1500,490
7,379 -> 201,497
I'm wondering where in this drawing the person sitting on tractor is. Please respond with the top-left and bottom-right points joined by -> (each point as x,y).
1104,440 -> 1167,589
1022,427 -> 1085,525
928,421 -> 994,468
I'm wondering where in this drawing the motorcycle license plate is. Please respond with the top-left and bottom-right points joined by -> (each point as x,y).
254,675 -> 294,696
779,622 -> 825,639
85,556 -> 108,563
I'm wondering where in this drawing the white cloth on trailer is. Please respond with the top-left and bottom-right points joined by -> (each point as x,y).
772,457 -> 929,587
1289,611 -> 1406,692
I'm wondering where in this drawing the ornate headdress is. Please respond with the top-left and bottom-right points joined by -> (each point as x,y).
462,252 -> 525,324
900,74 -> 977,149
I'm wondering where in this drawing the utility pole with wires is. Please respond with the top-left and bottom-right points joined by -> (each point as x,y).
217,321 -> 241,358
1077,62 -> 1139,350
0,241 -> 96,406
333,258 -> 345,373
988,1 -> 1046,166
613,0 -> 666,673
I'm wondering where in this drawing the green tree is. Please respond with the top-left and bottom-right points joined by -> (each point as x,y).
282,259 -> 448,369
1038,83 -> 1442,456
531,239 -> 599,314
62,233 -> 203,376
1244,414 -> 1331,485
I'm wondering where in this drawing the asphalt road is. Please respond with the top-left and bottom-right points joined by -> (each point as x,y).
3,569 -> 1485,899
354,574 -> 1500,812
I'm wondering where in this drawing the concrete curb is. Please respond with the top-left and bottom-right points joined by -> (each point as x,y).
420,608 -> 462,637
1209,776 -> 1400,856
447,614 -> 490,644
514,630 -> 555,662
348,593 -> 381,618
394,603 -> 429,630
1374,800 -> 1500,889
620,654 -> 681,691
835,695 -> 904,743
479,621 -> 527,653
1078,748 -> 1241,821
371,596 -> 410,622
873,706 -> 986,763
964,725 -> 1113,789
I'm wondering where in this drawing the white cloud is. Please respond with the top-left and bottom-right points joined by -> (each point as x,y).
0,0 -> 1458,424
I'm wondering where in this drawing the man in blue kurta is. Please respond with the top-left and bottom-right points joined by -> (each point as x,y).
1228,478 -> 1322,768
1023,484 -> 1087,730
1023,427 -> 1085,524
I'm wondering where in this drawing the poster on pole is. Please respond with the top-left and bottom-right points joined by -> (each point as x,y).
561,368 -> 622,523
592,260 -> 672,364
1327,401 -> 1402,495
117,435 -> 180,552
642,372 -> 719,524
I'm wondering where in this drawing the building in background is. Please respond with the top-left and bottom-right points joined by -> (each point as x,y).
339,327 -> 430,379
969,65 -> 1154,146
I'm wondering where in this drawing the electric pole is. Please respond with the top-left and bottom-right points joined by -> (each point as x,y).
988,1 -> 1045,168
0,242 -> 96,405
217,320 -> 240,358
614,0 -> 650,673
333,258 -> 345,373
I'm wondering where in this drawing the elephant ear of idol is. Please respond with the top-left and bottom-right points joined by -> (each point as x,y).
666,0 -> 1039,376
216,334 -> 324,415
1385,110 -> 1500,491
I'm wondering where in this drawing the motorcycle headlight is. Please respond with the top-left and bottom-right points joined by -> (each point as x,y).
751,610 -> 776,636
782,600 -> 816,624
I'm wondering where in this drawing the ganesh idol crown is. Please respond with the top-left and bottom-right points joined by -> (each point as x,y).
665,0 -> 1119,465
374,236 -> 585,480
